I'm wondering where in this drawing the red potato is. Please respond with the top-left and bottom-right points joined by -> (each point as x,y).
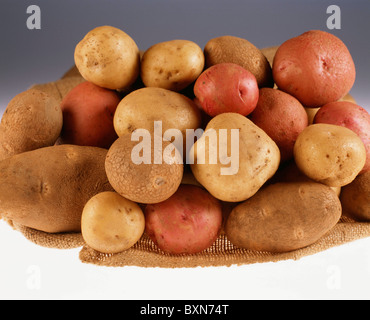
314,101 -> 370,173
273,30 -> 356,108
145,185 -> 223,254
59,81 -> 120,149
193,62 -> 259,117
250,88 -> 308,162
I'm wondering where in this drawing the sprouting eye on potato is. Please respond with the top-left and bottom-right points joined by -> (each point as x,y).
1,26 -> 369,259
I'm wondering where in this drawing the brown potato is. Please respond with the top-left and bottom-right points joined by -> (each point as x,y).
81,191 -> 145,254
204,35 -> 273,88
340,171 -> 370,221
190,113 -> 280,202
294,124 -> 366,187
74,26 -> 140,90
105,133 -> 183,204
0,145 -> 113,233
141,39 -> 204,91
0,89 -> 63,161
225,182 -> 342,253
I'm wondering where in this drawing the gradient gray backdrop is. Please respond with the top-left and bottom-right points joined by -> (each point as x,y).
0,0 -> 369,113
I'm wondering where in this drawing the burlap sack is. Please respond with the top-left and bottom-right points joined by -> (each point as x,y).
6,216 -> 370,268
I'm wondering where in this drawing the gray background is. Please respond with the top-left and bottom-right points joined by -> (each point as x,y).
0,0 -> 369,113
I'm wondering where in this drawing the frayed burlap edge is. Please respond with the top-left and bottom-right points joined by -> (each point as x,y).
6,217 -> 370,268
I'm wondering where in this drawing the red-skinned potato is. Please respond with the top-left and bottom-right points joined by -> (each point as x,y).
314,101 -> 370,173
145,185 -> 223,254
59,81 -> 120,149
194,63 -> 259,117
273,30 -> 356,108
250,88 -> 308,162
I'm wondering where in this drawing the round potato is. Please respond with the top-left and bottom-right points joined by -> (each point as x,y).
314,101 -> 370,173
81,191 -> 145,254
294,124 -> 366,187
250,88 -> 308,162
145,185 -> 223,254
74,26 -> 140,90
194,63 -> 259,117
141,39 -> 204,91
190,112 -> 280,202
340,171 -> 370,221
225,182 -> 342,253
204,35 -> 273,88
113,87 -> 201,155
273,30 -> 356,108
0,89 -> 62,161
105,133 -> 183,204
59,81 -> 120,149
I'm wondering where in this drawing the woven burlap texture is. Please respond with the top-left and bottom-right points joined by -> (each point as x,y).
8,217 -> 370,268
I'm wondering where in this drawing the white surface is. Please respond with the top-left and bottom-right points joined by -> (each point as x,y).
1,219 -> 370,300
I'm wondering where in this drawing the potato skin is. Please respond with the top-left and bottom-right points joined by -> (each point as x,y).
105,134 -> 183,204
314,101 -> 370,173
250,88 -> 308,162
0,145 -> 113,233
74,26 -> 140,90
194,63 -> 259,117
225,182 -> 342,253
0,89 -> 62,161
204,35 -> 273,88
141,39 -> 204,91
190,113 -> 280,202
113,87 -> 201,143
340,171 -> 370,221
59,81 -> 120,149
273,30 -> 356,108
294,124 -> 366,187
81,191 -> 145,253
145,185 -> 223,254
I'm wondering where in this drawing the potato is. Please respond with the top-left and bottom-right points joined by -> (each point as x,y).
190,112 -> 280,202
340,171 -> 370,221
145,185 -> 223,254
250,88 -> 308,162
272,30 -> 356,108
0,89 -> 62,161
305,107 -> 320,125
294,124 -> 366,187
225,182 -> 342,253
59,81 -> 120,149
74,26 -> 140,90
140,39 -> 204,92
314,101 -> 370,173
194,63 -> 259,117
113,87 -> 201,155
81,191 -> 145,254
0,145 -> 112,233
204,35 -> 273,88
260,45 -> 279,67
105,133 -> 183,204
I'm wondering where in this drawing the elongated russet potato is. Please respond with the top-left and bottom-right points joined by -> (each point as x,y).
225,182 -> 342,252
0,145 -> 113,233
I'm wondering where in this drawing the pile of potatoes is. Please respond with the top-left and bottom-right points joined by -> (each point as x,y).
0,26 -> 369,256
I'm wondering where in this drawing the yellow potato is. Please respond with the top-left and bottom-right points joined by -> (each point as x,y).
113,87 -> 201,155
74,26 -> 140,90
190,112 -> 280,202
294,124 -> 366,187
81,191 -> 145,254
141,39 -> 204,91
